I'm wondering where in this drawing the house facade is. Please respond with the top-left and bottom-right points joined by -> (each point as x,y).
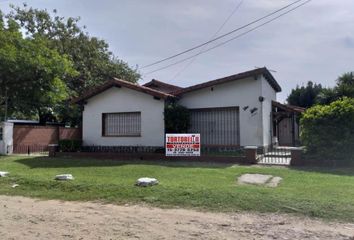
74,68 -> 301,150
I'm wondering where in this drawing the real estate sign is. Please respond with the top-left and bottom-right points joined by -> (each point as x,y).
165,134 -> 200,156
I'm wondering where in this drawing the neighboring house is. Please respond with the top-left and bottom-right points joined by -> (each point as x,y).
73,67 -> 302,151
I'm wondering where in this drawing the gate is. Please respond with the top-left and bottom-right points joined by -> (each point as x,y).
258,146 -> 292,165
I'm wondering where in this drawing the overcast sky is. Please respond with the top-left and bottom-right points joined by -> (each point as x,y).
1,0 -> 353,102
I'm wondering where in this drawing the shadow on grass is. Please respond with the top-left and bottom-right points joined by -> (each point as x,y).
15,156 -> 236,169
289,165 -> 354,176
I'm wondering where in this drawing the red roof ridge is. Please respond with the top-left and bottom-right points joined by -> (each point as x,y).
144,79 -> 182,89
72,78 -> 174,104
272,100 -> 305,113
143,79 -> 183,94
174,67 -> 281,95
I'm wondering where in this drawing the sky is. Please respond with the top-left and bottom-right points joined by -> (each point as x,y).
1,0 -> 353,102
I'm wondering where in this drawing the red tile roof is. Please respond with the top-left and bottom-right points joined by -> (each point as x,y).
173,67 -> 281,95
72,78 -> 174,104
143,79 -> 183,94
272,101 -> 305,113
72,68 -> 282,104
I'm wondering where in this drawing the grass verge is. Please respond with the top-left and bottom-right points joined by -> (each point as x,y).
0,155 -> 353,222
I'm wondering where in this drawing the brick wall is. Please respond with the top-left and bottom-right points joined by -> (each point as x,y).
13,125 -> 81,146
59,127 -> 81,141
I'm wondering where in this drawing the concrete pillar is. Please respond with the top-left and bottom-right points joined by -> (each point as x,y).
290,147 -> 304,166
0,122 -> 13,155
244,146 -> 258,164
48,144 -> 59,157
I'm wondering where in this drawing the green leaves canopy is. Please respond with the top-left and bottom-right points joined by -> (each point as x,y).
287,81 -> 323,108
7,4 -> 140,94
0,18 -> 77,122
1,4 -> 140,125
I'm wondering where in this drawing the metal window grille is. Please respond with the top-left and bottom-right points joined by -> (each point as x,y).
0,127 -> 3,141
103,112 -> 141,136
189,107 -> 240,146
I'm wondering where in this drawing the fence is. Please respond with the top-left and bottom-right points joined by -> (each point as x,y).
12,125 -> 81,154
13,144 -> 49,155
258,146 -> 293,165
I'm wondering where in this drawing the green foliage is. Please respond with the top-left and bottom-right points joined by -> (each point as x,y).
301,98 -> 354,163
336,72 -> 354,99
1,5 -> 140,125
287,81 -> 323,108
315,72 -> 354,105
164,102 -> 190,133
0,14 -> 77,122
7,4 -> 140,91
58,139 -> 82,152
316,87 -> 338,105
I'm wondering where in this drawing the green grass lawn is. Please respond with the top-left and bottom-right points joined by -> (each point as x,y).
0,155 -> 354,222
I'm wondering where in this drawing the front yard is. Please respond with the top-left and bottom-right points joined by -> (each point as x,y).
0,155 -> 353,222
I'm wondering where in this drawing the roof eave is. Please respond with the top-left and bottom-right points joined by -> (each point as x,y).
72,79 -> 174,104
174,68 -> 281,95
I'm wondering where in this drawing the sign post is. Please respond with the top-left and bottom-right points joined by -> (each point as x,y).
165,134 -> 200,156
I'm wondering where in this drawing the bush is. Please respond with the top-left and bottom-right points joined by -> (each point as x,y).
164,102 -> 190,133
59,139 -> 82,152
301,98 -> 354,163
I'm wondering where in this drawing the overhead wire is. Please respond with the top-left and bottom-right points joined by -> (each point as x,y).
143,0 -> 312,76
140,0 -> 304,69
170,0 -> 244,81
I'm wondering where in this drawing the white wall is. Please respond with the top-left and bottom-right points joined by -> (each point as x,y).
82,87 -> 165,147
178,77 -> 267,147
260,76 -> 277,147
0,122 -> 13,155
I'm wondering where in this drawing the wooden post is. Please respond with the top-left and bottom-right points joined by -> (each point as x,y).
291,113 -> 296,146
244,146 -> 258,164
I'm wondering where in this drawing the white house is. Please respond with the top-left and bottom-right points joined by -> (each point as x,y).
74,68 -> 302,151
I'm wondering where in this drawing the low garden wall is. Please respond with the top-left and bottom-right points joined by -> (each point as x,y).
13,125 -> 81,154
55,152 -> 247,164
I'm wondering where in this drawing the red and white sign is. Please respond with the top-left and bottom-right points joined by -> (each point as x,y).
165,134 -> 200,156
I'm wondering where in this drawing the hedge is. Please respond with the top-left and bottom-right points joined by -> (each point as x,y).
301,98 -> 354,163
58,139 -> 82,152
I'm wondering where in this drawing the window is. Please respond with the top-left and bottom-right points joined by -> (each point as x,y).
0,126 -> 3,141
102,112 -> 141,137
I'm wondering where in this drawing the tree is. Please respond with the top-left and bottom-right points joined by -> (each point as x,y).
287,81 -> 323,108
0,16 -> 77,123
316,87 -> 338,105
315,72 -> 354,105
3,4 -> 140,125
7,4 -> 140,92
336,72 -> 354,98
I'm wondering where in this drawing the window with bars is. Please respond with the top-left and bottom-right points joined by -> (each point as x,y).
0,126 -> 3,141
102,112 -> 141,137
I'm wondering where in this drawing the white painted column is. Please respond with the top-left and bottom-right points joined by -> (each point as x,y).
0,122 -> 14,155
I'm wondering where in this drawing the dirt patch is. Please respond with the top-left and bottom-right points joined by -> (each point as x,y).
0,195 -> 353,240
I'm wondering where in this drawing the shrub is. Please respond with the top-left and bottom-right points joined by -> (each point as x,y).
164,102 -> 190,133
59,139 -> 82,152
301,98 -> 354,163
